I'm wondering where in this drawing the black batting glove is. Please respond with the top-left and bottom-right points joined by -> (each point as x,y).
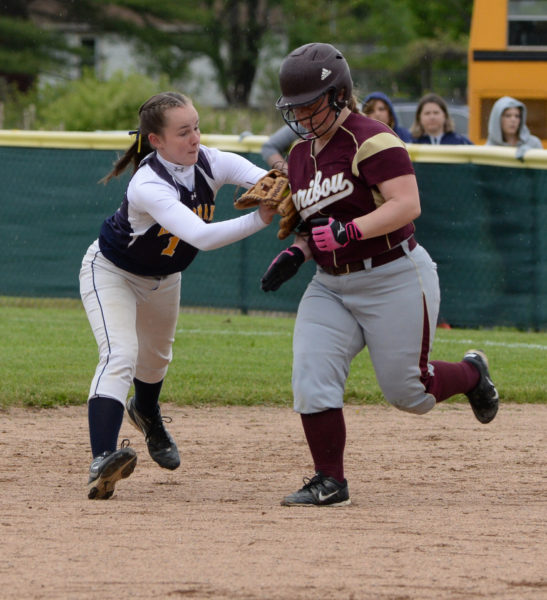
261,246 -> 305,292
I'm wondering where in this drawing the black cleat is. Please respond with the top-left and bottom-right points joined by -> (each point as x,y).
281,472 -> 351,507
88,443 -> 137,500
463,349 -> 499,424
126,397 -> 180,470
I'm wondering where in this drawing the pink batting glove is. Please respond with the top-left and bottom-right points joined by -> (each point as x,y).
311,217 -> 362,251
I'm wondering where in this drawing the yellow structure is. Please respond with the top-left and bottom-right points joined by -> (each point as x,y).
468,0 -> 547,146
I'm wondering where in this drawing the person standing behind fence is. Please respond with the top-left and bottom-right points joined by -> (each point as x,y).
485,96 -> 543,160
361,91 -> 412,142
261,43 -> 499,507
410,92 -> 471,328
79,91 -> 277,500
483,95 -> 543,321
411,93 -> 472,145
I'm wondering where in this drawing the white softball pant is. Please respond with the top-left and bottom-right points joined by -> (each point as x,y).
292,243 -> 440,415
79,240 -> 181,406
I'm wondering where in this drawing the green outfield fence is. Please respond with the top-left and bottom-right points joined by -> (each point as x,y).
1,131 -> 546,330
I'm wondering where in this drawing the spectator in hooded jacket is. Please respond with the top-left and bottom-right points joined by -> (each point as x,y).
486,96 -> 543,160
361,91 -> 412,142
411,93 -> 472,145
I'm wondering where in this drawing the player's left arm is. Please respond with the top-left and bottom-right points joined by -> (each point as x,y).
352,174 -> 421,238
311,130 -> 420,250
311,174 -> 420,251
347,129 -> 421,237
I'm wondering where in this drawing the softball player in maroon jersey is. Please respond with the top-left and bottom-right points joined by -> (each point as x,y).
261,43 -> 499,507
80,91 -> 276,500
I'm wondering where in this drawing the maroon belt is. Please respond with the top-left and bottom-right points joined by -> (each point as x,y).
321,236 -> 417,276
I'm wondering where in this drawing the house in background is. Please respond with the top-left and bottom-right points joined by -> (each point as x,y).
27,0 -> 282,109
28,1 -> 228,107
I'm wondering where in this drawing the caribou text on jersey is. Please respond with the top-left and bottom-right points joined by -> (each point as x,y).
295,170 -> 354,219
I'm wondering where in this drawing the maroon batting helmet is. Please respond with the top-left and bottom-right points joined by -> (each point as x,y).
275,43 -> 353,138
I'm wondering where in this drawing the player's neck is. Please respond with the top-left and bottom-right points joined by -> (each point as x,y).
313,108 -> 351,154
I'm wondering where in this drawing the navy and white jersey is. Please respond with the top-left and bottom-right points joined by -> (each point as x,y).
99,146 -> 267,276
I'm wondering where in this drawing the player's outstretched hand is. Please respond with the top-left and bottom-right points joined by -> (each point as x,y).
311,217 -> 362,251
261,246 -> 305,292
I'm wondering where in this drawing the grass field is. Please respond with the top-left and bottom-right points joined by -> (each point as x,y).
1,298 -> 545,408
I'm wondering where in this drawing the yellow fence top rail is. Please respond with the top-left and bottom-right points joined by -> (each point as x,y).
1,130 -> 547,169
0,130 -> 269,152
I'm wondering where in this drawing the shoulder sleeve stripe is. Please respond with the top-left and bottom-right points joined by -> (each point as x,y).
351,132 -> 407,177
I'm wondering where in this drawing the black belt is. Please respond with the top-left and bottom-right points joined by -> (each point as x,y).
321,236 -> 417,276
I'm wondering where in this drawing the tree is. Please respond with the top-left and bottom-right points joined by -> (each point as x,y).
399,0 -> 473,100
6,0 -> 474,108
278,0 -> 473,100
44,0 -> 281,107
0,0 -> 77,92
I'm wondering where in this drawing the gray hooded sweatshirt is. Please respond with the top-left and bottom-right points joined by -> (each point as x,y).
486,96 -> 543,159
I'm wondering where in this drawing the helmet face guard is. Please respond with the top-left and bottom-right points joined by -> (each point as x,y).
277,89 -> 342,140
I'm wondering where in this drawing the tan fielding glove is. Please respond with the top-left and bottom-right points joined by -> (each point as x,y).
234,169 -> 291,210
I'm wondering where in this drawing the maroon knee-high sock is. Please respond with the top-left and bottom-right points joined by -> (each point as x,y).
425,360 -> 480,403
300,408 -> 346,482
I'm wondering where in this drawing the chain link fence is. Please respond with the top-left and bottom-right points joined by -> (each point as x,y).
1,134 -> 546,329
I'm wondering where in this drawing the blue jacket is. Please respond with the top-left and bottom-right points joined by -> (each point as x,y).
412,131 -> 473,145
362,91 -> 412,143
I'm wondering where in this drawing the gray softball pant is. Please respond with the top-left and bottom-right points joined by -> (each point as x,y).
292,243 -> 441,415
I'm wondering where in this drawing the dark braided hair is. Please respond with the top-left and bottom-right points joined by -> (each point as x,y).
101,91 -> 192,183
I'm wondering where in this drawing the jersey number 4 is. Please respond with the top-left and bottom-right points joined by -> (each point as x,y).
158,228 -> 180,257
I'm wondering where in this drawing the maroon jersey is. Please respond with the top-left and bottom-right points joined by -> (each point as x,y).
287,112 -> 416,268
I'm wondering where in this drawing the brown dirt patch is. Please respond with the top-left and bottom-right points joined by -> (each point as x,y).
1,404 -> 545,599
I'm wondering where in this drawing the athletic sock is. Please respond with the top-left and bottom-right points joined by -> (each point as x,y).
88,396 -> 124,458
133,378 -> 163,417
426,360 -> 480,403
301,408 -> 346,483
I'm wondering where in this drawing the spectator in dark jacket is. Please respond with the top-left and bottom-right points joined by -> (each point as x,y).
411,93 -> 472,145
361,91 -> 412,142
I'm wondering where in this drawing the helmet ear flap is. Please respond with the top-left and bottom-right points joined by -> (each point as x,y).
333,90 -> 348,111
328,88 -> 348,113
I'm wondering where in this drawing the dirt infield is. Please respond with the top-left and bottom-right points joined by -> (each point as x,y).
1,403 -> 545,599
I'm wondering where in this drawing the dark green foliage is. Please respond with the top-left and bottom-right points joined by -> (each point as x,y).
1,0 -> 475,121
34,70 -> 170,131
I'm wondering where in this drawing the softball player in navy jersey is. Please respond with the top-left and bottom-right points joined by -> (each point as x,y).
261,43 -> 499,507
80,91 -> 276,500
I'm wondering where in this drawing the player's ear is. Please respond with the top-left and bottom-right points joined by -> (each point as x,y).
148,132 -> 161,149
